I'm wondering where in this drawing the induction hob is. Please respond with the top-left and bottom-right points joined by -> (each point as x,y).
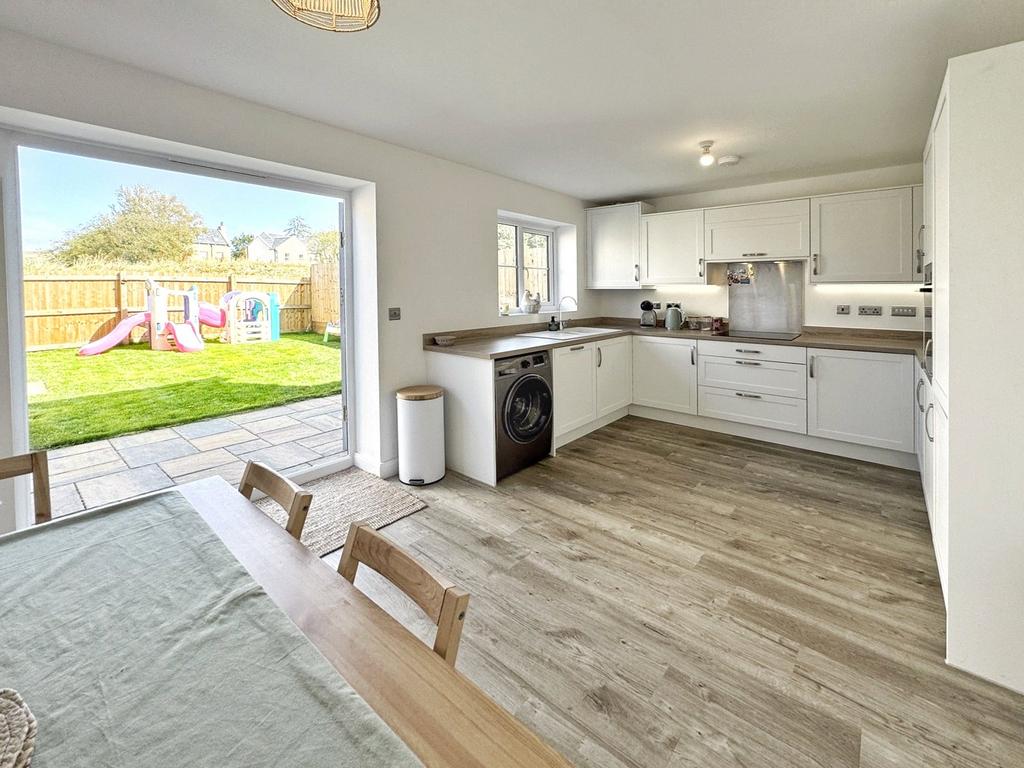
712,330 -> 801,341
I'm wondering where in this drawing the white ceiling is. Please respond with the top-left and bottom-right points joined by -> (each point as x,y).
2,1 -> 1024,202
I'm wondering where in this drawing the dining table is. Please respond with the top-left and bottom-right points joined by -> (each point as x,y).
0,476 -> 572,768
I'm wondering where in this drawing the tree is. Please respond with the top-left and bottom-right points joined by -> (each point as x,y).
307,230 -> 341,262
50,185 -> 203,265
231,233 -> 254,260
284,216 -> 312,239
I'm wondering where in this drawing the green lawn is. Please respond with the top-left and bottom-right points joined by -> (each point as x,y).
28,333 -> 342,449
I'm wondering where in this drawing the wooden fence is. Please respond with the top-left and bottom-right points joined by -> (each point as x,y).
22,271 -> 338,351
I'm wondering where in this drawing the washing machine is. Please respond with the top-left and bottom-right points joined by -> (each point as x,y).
494,351 -> 554,480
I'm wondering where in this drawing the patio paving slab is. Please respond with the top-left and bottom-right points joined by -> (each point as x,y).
308,439 -> 345,458
243,415 -> 302,434
119,437 -> 198,469
50,445 -> 122,475
76,465 -> 174,508
49,439 -> 112,460
174,460 -> 248,487
299,413 -> 346,432
50,458 -> 129,487
231,405 -> 296,424
226,438 -> 272,456
188,428 -> 258,452
261,424 -> 322,447
159,448 -> 238,478
51,484 -> 85,517
237,443 -> 320,472
110,428 -> 179,450
297,428 -> 346,450
173,418 -> 239,440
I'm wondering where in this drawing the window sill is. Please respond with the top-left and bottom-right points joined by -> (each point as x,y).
500,305 -> 564,318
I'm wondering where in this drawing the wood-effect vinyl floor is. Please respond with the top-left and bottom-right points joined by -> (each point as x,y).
328,416 -> 1024,768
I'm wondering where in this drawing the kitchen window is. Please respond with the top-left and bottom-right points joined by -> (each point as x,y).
497,219 -> 556,313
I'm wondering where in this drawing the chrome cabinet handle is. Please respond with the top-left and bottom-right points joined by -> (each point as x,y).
741,252 -> 768,259
735,392 -> 762,399
735,360 -> 761,366
690,346 -> 696,365
597,348 -> 603,367
925,403 -> 934,442
924,339 -> 933,358
812,253 -> 820,276
809,355 -> 815,379
735,348 -> 761,354
569,345 -> 585,351
916,224 -> 926,274
634,264 -> 639,283
698,258 -> 704,278
915,378 -> 925,412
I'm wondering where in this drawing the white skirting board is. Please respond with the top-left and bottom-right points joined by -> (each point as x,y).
553,406 -> 630,451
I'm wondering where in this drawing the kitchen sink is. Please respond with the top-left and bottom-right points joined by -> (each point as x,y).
515,327 -> 619,341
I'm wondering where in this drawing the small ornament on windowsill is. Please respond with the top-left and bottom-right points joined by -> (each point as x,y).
520,290 -> 541,315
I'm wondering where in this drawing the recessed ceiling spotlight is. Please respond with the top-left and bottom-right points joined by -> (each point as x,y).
698,141 -> 715,167
717,155 -> 741,167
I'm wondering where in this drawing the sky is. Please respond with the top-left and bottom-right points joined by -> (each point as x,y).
17,147 -> 342,252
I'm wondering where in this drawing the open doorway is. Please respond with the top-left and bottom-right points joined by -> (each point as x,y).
15,143 -> 351,514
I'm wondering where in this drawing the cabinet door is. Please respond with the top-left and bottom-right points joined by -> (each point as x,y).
641,210 -> 704,284
553,343 -> 596,435
595,336 -> 632,417
922,139 -> 935,269
912,184 -> 925,279
806,349 -> 915,452
587,203 -> 643,289
930,397 -> 949,599
809,188 -> 914,282
932,86 -> 950,410
704,199 -> 810,262
632,336 -> 697,414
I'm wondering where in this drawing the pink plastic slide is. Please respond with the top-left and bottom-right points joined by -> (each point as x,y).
166,322 -> 205,353
199,302 -> 226,329
78,312 -> 150,356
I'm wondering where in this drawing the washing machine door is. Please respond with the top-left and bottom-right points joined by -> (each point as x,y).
503,374 -> 553,444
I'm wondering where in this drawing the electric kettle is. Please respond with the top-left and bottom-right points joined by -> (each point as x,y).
640,300 -> 658,327
665,304 -> 684,330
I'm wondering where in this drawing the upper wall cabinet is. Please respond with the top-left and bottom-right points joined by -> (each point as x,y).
586,202 -> 653,289
640,209 -> 705,285
704,199 -> 810,262
809,188 -> 915,283
912,184 -> 925,279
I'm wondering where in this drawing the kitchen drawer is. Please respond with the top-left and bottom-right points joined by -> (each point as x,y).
698,386 -> 807,434
698,339 -> 807,365
699,356 -> 807,399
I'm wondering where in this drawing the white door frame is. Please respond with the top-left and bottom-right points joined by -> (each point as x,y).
0,129 -> 357,529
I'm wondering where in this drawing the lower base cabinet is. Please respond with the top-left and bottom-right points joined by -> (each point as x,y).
631,336 -> 697,414
698,386 -> 807,433
596,336 -> 632,417
931,397 -> 949,595
553,344 -> 597,436
806,348 -> 915,452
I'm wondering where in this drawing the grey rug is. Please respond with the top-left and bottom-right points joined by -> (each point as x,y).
257,468 -> 427,557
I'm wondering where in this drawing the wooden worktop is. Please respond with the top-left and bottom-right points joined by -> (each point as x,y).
422,318 -> 923,361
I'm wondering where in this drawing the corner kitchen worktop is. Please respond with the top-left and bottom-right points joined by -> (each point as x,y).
423,320 -> 924,361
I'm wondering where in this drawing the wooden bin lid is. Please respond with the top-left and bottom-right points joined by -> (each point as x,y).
396,385 -> 444,401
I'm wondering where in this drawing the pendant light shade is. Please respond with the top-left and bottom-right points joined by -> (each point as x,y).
271,0 -> 380,32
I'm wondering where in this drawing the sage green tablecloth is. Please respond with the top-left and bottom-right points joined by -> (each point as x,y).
0,491 -> 422,767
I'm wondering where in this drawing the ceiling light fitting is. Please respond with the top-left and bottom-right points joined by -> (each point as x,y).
699,140 -> 715,167
271,0 -> 380,32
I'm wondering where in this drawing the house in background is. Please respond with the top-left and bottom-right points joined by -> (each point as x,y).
247,232 -> 309,263
193,223 -> 230,260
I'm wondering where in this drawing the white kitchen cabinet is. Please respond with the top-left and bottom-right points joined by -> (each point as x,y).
806,348 -> 915,452
595,336 -> 632,417
704,199 -> 810,262
922,140 -> 934,270
930,396 -> 949,598
632,336 -> 697,414
699,356 -> 807,399
931,81 -> 950,411
587,202 -> 652,289
640,209 -> 704,284
553,343 -> 597,435
809,187 -> 914,283
698,387 -> 807,434
912,184 -> 925,279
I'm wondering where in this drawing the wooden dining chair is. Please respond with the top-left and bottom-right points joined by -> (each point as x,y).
237,461 -> 313,540
339,522 -> 470,667
0,451 -> 51,525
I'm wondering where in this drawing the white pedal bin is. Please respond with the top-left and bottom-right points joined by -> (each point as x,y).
396,385 -> 445,485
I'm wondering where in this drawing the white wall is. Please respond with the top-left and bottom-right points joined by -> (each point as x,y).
944,40 -> 1024,694
594,164 -> 925,330
0,28 -> 592,483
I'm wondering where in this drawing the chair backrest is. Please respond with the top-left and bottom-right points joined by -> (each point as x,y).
237,461 -> 312,540
338,522 -> 470,666
0,451 -> 51,525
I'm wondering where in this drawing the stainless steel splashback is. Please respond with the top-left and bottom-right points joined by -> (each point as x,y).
727,261 -> 804,335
